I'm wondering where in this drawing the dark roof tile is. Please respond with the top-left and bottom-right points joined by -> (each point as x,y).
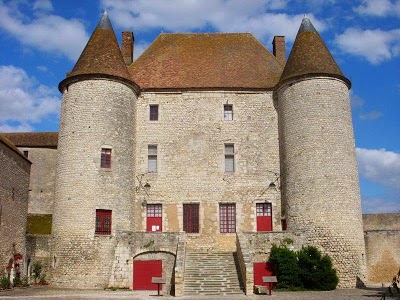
59,12 -> 132,90
279,18 -> 350,88
2,132 -> 58,147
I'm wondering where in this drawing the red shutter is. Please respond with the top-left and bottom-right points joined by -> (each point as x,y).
147,204 -> 162,232
133,260 -> 162,290
256,203 -> 272,231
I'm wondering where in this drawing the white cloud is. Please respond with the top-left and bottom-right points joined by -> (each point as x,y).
350,90 -> 365,108
0,65 -> 60,132
359,110 -> 384,120
0,123 -> 33,133
33,0 -> 53,12
0,1 -> 89,61
355,0 -> 400,17
101,0 -> 325,43
362,197 -> 400,213
356,148 -> 400,190
335,28 -> 400,64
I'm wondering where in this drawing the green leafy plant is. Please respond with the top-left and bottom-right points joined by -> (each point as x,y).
297,246 -> 338,290
0,277 -> 11,290
32,261 -> 42,284
269,244 -> 301,289
269,245 -> 338,291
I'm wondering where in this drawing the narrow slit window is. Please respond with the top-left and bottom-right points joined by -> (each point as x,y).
225,144 -> 234,172
100,148 -> 112,168
148,145 -> 157,173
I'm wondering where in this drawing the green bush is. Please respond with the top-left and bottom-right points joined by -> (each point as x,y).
297,246 -> 338,290
0,277 -> 11,290
269,244 -> 301,289
269,245 -> 338,291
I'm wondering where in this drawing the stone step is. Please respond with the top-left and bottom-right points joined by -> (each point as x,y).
183,251 -> 244,296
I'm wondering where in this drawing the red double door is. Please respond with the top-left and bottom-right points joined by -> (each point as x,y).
133,260 -> 162,290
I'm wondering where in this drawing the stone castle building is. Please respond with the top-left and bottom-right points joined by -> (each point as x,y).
2,12 -> 399,295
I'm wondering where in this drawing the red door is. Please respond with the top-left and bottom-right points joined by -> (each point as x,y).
256,203 -> 272,231
253,262 -> 274,286
133,260 -> 162,290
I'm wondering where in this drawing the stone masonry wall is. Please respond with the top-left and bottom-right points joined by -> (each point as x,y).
0,141 -> 30,278
134,91 -> 281,251
276,77 -> 366,288
363,214 -> 400,283
17,147 -> 57,215
50,79 -> 137,288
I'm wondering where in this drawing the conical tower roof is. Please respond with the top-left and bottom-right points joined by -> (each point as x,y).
59,12 -> 133,90
278,18 -> 350,88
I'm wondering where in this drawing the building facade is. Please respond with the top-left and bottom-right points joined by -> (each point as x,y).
3,13 -> 391,295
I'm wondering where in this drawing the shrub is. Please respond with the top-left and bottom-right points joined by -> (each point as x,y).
269,244 -> 301,289
297,246 -> 338,290
0,277 -> 11,290
269,245 -> 338,291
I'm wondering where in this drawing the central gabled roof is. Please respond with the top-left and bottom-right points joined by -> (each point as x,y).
129,33 -> 283,90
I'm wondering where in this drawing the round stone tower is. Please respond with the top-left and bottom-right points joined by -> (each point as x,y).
51,12 -> 139,287
275,18 -> 366,287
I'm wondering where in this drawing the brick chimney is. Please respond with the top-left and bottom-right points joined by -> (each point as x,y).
272,36 -> 286,66
121,31 -> 134,65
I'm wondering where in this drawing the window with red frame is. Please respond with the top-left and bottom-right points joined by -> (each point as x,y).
183,204 -> 199,233
219,203 -> 236,233
101,148 -> 112,168
95,209 -> 112,235
146,204 -> 162,232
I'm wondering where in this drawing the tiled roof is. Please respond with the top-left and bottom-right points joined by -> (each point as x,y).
2,132 -> 58,147
129,33 -> 283,90
59,12 -> 132,90
0,134 -> 32,163
278,18 -> 350,88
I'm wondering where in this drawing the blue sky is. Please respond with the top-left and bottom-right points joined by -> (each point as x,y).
0,0 -> 399,213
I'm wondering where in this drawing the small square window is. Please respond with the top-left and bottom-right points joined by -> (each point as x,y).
225,144 -> 234,172
23,151 -> 29,158
101,148 -> 112,168
150,105 -> 159,121
148,145 -> 157,173
95,209 -> 112,235
224,104 -> 233,121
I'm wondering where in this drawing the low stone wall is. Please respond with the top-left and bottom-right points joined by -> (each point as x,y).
363,213 -> 400,283
109,231 -> 183,295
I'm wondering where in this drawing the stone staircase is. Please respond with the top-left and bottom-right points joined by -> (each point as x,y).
183,252 -> 244,295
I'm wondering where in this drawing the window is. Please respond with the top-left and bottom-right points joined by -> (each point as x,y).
225,144 -> 234,172
95,209 -> 112,235
150,105 -> 159,121
101,148 -> 112,168
148,145 -> 157,173
256,203 -> 273,231
147,204 -> 162,232
183,204 -> 199,233
224,104 -> 233,121
219,203 -> 236,233
23,151 -> 29,158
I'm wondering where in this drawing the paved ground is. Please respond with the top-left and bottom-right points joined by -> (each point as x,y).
0,286 -> 397,300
